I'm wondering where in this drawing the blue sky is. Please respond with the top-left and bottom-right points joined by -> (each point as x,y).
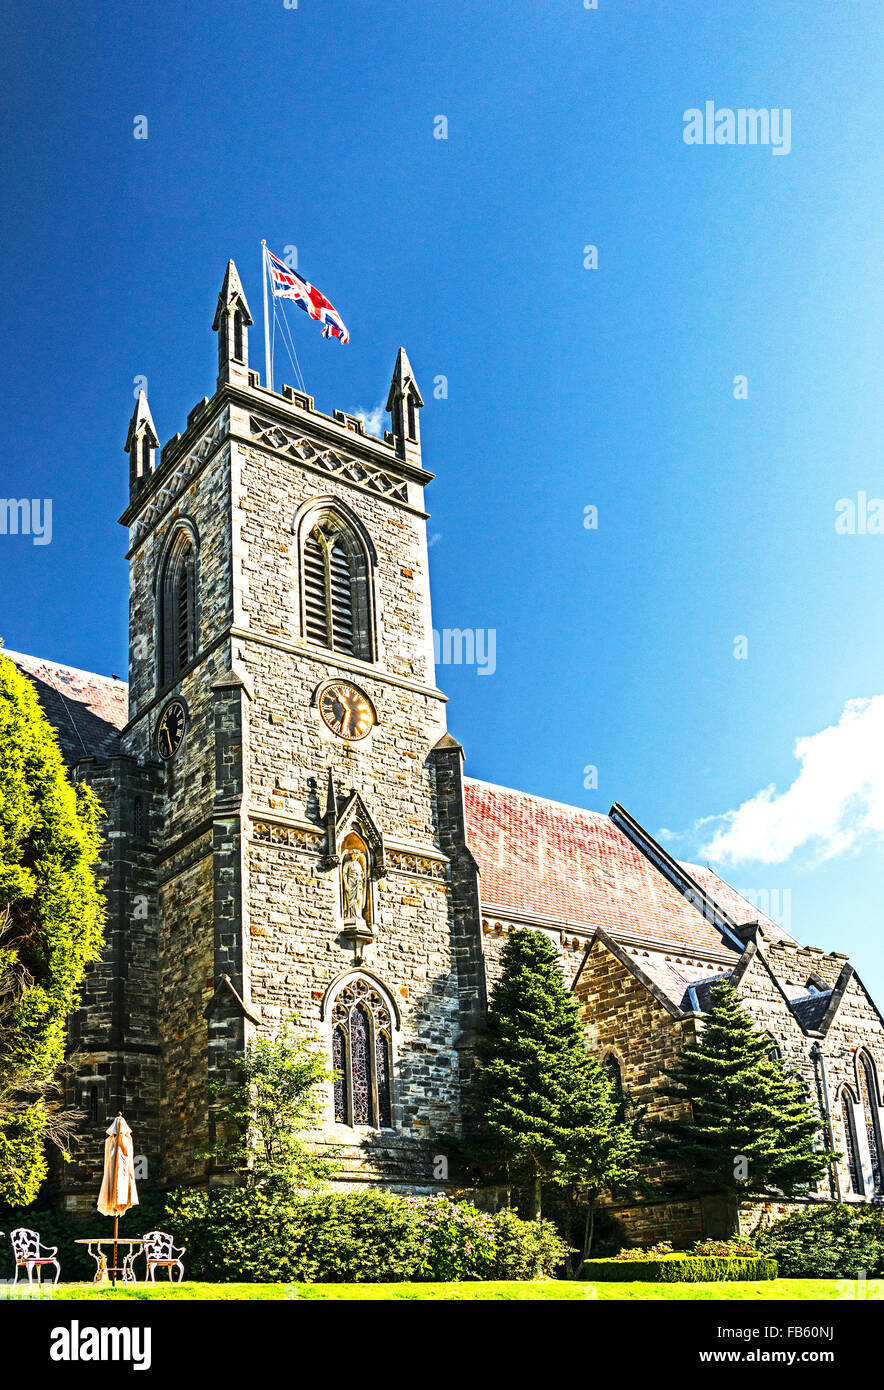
1,1 -> 883,993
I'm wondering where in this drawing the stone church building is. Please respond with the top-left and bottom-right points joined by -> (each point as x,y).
10,261 -> 884,1242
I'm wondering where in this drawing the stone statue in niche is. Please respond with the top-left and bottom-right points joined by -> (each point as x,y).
342,849 -> 367,923
339,837 -> 373,961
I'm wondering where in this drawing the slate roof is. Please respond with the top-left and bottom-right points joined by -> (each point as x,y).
587,940 -> 842,1031
463,777 -> 759,957
5,650 -> 128,763
685,973 -> 732,1014
789,990 -> 833,1031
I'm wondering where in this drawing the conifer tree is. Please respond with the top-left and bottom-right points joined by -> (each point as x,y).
0,652 -> 106,1203
473,928 -> 642,1222
651,978 -> 834,1207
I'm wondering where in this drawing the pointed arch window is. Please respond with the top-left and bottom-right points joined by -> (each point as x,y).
602,1053 -> 622,1096
332,979 -> 393,1128
158,531 -> 197,686
300,508 -> 374,661
858,1053 -> 883,1195
841,1089 -> 863,1195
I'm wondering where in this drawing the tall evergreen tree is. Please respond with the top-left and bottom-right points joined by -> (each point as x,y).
473,928 -> 642,1222
0,652 -> 106,1203
650,978 -> 834,1210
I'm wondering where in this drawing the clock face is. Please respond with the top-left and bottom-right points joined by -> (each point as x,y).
319,682 -> 374,742
157,698 -> 187,761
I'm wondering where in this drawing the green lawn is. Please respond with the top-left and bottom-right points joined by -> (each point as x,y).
35,1278 -> 879,1301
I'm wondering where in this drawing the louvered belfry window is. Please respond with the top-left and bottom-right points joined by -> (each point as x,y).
302,515 -> 372,660
303,529 -> 330,645
159,533 -> 197,686
175,560 -> 191,670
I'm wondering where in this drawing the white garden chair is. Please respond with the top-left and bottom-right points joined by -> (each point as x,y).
9,1227 -> 60,1287
141,1230 -> 186,1284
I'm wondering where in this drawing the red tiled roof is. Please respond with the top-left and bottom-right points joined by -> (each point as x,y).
682,863 -> 786,939
4,650 -> 128,763
463,778 -> 770,956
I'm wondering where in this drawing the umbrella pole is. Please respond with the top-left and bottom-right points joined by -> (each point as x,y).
113,1214 -> 119,1288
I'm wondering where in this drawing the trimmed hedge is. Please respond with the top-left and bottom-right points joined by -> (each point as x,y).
583,1254 -> 778,1283
756,1204 -> 884,1279
163,1188 -> 570,1283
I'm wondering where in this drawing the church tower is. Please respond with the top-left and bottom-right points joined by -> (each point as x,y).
116,261 -> 484,1189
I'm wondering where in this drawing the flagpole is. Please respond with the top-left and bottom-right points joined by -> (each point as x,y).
261,240 -> 272,392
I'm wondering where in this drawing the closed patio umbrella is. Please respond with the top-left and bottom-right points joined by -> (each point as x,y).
97,1113 -> 139,1284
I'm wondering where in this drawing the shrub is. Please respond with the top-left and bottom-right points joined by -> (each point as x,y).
282,1190 -> 426,1283
756,1204 -> 884,1279
490,1208 -> 570,1279
162,1187 -> 568,1283
160,1187 -> 301,1283
405,1195 -> 499,1280
584,1254 -> 778,1283
693,1238 -> 760,1258
614,1240 -> 674,1259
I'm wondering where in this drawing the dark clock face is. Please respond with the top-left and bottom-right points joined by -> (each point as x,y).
319,682 -> 374,742
157,699 -> 187,760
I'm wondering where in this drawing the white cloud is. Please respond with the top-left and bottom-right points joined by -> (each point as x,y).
697,695 -> 884,866
353,402 -> 386,438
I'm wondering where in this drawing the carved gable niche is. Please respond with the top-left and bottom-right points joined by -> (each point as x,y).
334,790 -> 385,876
329,790 -> 385,961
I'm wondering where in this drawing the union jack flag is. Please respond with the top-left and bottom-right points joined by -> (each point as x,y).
265,248 -> 349,343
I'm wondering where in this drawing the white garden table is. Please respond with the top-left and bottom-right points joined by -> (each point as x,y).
75,1236 -> 144,1286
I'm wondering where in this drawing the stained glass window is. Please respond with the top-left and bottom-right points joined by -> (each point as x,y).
842,1091 -> 862,1195
858,1054 -> 883,1195
333,1025 -> 347,1123
376,1029 -> 392,1128
351,1005 -> 372,1125
332,979 -> 394,1128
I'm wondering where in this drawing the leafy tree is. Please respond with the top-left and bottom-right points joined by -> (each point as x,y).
472,928 -> 643,1229
0,652 -> 105,1203
650,978 -> 834,1214
201,1015 -> 337,1193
